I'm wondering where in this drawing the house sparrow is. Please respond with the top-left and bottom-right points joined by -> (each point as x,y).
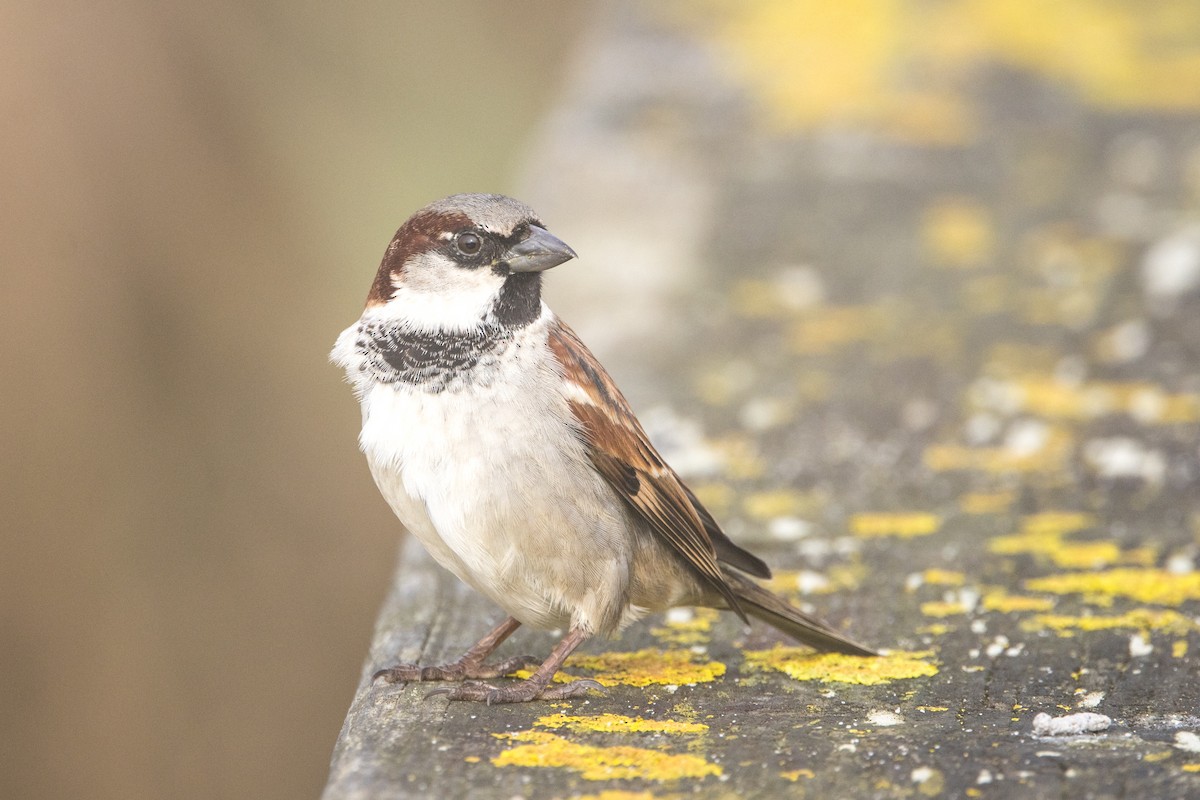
331,193 -> 875,704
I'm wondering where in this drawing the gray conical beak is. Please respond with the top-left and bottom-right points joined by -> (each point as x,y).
503,225 -> 577,273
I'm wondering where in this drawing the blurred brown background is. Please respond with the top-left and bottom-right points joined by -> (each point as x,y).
0,3 -> 586,798
9,1 -> 1200,798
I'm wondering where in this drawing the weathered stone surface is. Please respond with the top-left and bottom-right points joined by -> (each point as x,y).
326,3 -> 1200,797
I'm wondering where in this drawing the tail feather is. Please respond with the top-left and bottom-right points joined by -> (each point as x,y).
726,572 -> 877,657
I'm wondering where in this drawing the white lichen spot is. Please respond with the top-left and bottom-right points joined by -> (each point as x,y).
739,397 -> 790,431
1108,320 -> 1152,363
867,710 -> 905,727
1128,388 -> 1165,423
1129,633 -> 1154,658
903,398 -> 938,431
768,516 -> 812,541
1083,437 -> 1165,484
665,607 -> 695,625
1004,419 -> 1050,459
1174,731 -> 1200,753
965,412 -> 1002,445
1032,712 -> 1112,736
1166,552 -> 1196,574
1142,224 -> 1200,313
985,635 -> 1011,659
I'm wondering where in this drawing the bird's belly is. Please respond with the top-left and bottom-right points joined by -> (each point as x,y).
359,378 -> 633,633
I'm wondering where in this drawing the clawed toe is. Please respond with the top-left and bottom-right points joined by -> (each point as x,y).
424,681 -> 499,701
373,655 -> 540,684
425,677 -> 605,704
373,624 -> 595,703
372,664 -> 425,683
536,679 -> 606,701
481,654 -> 542,677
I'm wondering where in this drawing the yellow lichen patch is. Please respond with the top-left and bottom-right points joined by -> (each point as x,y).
732,279 -> 791,318
1022,609 -> 1198,636
850,513 -> 942,538
709,435 -> 766,480
990,531 -> 1122,569
789,305 -> 885,354
1157,394 -> 1200,423
826,563 -> 867,592
651,608 -> 720,646
923,425 -> 1074,474
1182,764 -> 1200,773
976,378 -> 1200,424
1016,232 -> 1124,329
982,343 -> 1062,378
693,367 -> 744,408
492,730 -> 721,781
795,370 -> 835,404
916,705 -> 950,712
960,490 -> 1015,514
988,512 -> 1146,570
981,589 -> 1056,614
1053,542 -> 1132,570
1022,512 -> 1095,536
1005,379 -> 1106,420
1026,569 -> 1200,606
917,623 -> 953,636
1174,640 -> 1189,658
563,649 -> 727,688
743,647 -> 938,685
688,482 -> 734,518
873,313 -> 965,362
963,274 -> 1013,315
684,0 -> 1200,144
767,565 -> 864,597
742,489 -> 805,520
922,569 -> 967,586
1120,547 -> 1159,567
923,197 -> 993,268
912,765 -> 946,796
535,713 -> 708,735
921,601 -> 968,618
781,768 -> 815,781
731,274 -> 826,320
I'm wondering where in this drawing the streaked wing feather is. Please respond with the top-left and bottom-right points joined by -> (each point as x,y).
683,484 -> 772,579
548,320 -> 747,620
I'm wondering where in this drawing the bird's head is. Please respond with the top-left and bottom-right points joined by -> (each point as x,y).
365,193 -> 576,332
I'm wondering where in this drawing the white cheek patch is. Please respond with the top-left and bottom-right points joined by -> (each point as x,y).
380,251 -> 506,332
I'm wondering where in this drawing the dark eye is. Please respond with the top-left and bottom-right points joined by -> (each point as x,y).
455,232 -> 482,256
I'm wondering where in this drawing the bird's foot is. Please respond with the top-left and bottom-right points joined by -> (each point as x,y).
373,654 -> 541,684
426,678 -> 606,704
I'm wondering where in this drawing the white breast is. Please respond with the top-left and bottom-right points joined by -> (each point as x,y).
339,311 -> 635,633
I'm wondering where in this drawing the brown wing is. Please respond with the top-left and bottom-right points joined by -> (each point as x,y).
682,484 -> 771,579
547,319 -> 749,620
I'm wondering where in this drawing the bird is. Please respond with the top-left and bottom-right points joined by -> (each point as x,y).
331,193 -> 876,704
